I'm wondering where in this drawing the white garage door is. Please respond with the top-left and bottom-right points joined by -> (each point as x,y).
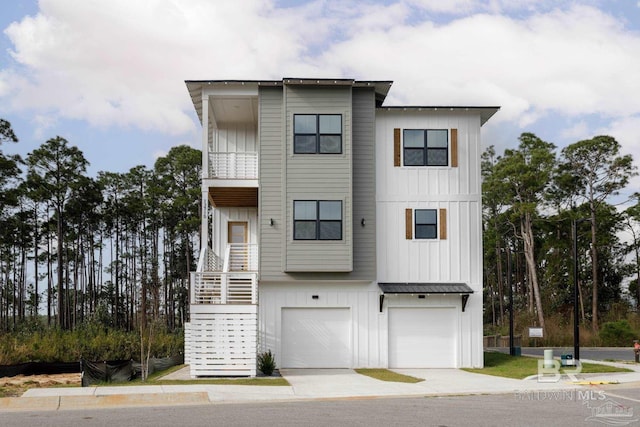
281,308 -> 351,368
388,307 -> 457,368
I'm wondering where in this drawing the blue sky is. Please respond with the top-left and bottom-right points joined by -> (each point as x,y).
1,0 -> 640,191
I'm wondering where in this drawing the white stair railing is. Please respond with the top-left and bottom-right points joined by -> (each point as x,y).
227,243 -> 258,271
192,244 -> 258,305
192,272 -> 257,305
196,247 -> 207,272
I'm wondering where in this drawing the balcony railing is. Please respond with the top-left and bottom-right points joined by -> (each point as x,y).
196,246 -> 222,272
209,152 -> 258,179
191,271 -> 257,305
191,244 -> 258,305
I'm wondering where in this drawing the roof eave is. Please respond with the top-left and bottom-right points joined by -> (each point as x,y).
378,106 -> 500,125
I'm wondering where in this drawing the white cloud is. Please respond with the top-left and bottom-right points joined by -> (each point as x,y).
32,114 -> 57,140
404,0 -> 597,15
1,0 -> 639,165
599,115 -> 640,163
2,0 -> 311,134
592,115 -> 640,199
317,5 -> 640,122
560,120 -> 590,141
153,149 -> 168,160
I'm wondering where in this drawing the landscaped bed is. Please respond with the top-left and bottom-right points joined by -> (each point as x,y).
355,368 -> 423,383
0,365 -> 290,398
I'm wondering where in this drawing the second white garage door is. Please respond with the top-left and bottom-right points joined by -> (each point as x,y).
388,307 -> 457,368
281,308 -> 351,368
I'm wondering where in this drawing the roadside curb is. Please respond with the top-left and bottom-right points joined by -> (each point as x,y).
59,392 -> 211,410
0,392 -> 211,412
0,396 -> 60,412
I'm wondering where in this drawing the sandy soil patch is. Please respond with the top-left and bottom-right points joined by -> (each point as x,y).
0,373 -> 81,397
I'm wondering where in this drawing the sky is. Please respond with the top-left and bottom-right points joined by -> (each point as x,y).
0,0 -> 639,195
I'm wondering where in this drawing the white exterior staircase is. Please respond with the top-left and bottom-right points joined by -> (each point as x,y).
187,244 -> 258,377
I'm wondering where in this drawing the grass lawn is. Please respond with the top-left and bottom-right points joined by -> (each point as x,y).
355,368 -> 424,383
463,352 -> 633,380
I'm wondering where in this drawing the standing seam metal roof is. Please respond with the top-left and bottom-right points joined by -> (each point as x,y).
378,283 -> 474,294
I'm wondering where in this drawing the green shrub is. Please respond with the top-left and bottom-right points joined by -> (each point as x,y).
0,324 -> 184,364
258,350 -> 276,376
599,320 -> 637,347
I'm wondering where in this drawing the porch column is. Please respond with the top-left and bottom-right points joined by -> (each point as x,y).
201,94 -> 209,178
200,91 -> 210,256
201,189 -> 209,252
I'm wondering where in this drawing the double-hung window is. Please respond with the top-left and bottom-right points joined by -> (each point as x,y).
415,209 -> 438,239
406,208 -> 447,240
403,129 -> 448,166
294,114 -> 342,154
294,200 -> 343,240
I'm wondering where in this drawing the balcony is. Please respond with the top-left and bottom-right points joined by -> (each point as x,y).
191,244 -> 258,305
206,152 -> 258,208
208,152 -> 258,180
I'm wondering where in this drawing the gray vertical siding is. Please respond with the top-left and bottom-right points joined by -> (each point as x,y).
258,87 -> 284,277
284,85 -> 353,272
259,84 -> 377,281
350,88 -> 376,280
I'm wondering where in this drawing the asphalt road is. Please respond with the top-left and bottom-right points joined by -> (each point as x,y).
490,347 -> 636,362
2,392 -> 638,427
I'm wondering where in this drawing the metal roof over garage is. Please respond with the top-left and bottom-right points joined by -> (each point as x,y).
378,283 -> 474,294
378,283 -> 474,312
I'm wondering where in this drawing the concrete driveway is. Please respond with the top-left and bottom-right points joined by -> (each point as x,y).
280,367 -> 579,399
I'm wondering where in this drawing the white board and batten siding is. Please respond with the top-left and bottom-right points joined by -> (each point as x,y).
211,123 -> 257,154
374,110 -> 485,368
258,282 -> 384,369
376,201 -> 482,284
189,305 -> 257,377
209,207 -> 258,258
259,284 -> 472,368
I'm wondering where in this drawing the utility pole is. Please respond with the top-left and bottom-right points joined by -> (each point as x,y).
573,218 -> 580,361
508,249 -> 515,357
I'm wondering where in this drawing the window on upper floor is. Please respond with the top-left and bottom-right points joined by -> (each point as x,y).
294,114 -> 342,154
405,208 -> 447,240
403,129 -> 448,166
415,209 -> 438,239
294,200 -> 343,240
